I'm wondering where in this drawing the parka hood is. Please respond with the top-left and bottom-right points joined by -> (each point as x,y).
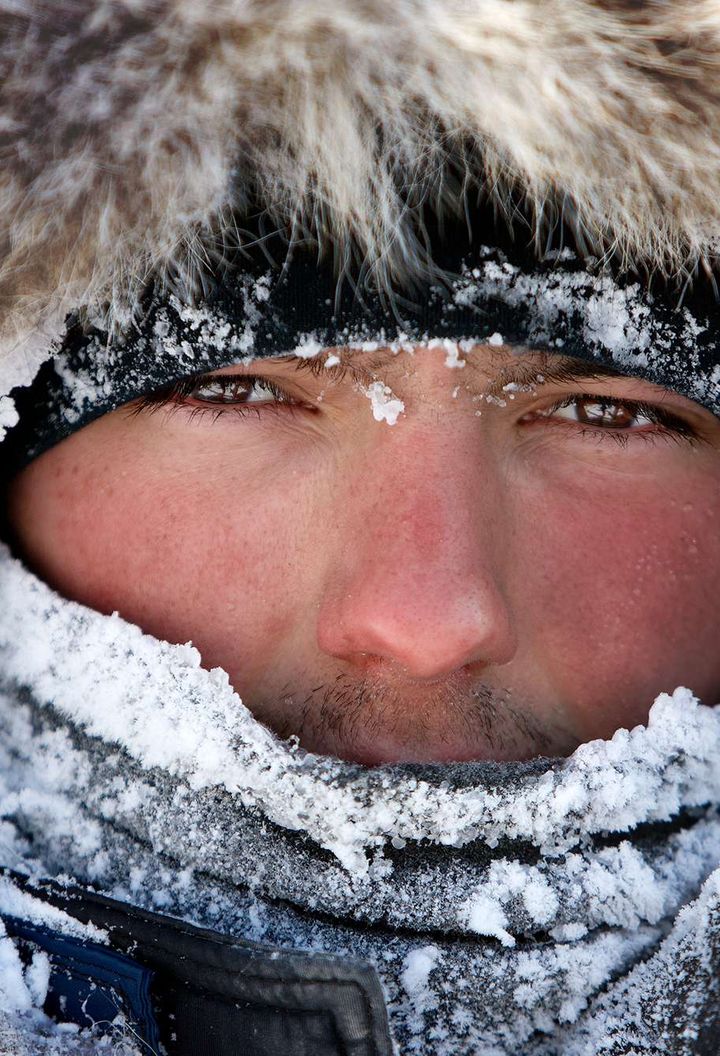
4,0 -> 720,396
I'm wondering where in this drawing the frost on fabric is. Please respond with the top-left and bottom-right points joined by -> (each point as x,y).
1,545 -> 719,882
30,272 -> 281,433
2,545 -> 720,1053
451,250 -> 720,411
0,395 -> 19,442
0,872 -> 140,1054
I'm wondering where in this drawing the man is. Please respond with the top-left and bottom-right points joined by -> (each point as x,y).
6,342 -> 720,765
1,3 -> 720,1055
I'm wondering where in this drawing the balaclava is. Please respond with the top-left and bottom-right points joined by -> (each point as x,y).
2,5 -> 720,1056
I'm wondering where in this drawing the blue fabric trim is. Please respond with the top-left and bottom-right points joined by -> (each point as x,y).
2,915 -> 160,1053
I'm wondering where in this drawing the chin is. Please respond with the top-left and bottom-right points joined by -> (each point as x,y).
306,729 -> 563,767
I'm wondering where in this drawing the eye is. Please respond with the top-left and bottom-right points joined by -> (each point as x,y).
128,372 -> 312,420
518,392 -> 700,446
182,375 -> 292,406
545,397 -> 656,430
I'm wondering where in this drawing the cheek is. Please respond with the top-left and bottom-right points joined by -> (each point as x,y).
10,442 -> 315,678
518,464 -> 720,732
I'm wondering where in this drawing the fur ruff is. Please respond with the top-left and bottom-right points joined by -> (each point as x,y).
3,0 -> 720,374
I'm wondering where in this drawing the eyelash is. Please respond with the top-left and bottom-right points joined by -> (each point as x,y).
128,373 -> 700,447
128,374 -> 306,422
531,394 -> 698,447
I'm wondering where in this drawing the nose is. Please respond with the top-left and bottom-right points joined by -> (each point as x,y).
316,422 -> 517,680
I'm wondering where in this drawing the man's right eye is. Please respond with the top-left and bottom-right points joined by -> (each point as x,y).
179,374 -> 291,406
129,373 -> 308,418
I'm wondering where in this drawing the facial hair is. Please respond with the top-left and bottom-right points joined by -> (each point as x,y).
271,672 -> 572,765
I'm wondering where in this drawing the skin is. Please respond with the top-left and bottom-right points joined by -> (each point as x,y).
6,344 -> 720,765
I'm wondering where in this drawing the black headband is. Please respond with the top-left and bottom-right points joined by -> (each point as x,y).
3,219 -> 720,478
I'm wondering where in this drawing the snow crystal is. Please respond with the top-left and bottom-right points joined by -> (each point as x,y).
441,342 -> 466,369
550,923 -> 589,943
466,894 -> 515,947
25,950 -> 51,1008
0,919 -> 32,1012
361,381 -> 405,425
401,945 -> 441,1003
0,395 -> 18,442
488,332 -> 504,346
399,943 -> 443,1041
293,335 -> 325,359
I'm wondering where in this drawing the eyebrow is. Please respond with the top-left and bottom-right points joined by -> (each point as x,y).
276,346 -> 637,397
479,356 -> 637,399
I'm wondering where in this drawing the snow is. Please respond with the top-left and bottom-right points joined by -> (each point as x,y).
0,878 -> 107,945
0,395 -> 18,441
439,341 -> 465,369
466,894 -> 515,947
401,945 -> 441,1001
25,952 -> 51,1009
361,381 -> 405,425
292,335 -> 325,359
450,250 -> 720,410
0,920 -> 32,1013
1,545 -> 720,1053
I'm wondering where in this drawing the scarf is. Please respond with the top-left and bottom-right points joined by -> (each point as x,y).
1,544 -> 720,1055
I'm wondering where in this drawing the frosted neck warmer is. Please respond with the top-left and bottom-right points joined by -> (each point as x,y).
1,543 -> 720,1054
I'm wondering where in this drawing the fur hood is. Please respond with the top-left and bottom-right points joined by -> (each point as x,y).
3,0 -> 720,390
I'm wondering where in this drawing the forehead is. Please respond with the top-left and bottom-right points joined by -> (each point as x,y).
211,344 -> 657,395
213,342 -> 518,376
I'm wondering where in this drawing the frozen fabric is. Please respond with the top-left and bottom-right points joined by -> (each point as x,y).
0,546 -> 719,1054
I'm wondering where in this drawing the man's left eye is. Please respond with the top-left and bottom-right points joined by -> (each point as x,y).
547,397 -> 655,430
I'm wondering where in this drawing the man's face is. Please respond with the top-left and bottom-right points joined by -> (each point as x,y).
7,345 -> 720,765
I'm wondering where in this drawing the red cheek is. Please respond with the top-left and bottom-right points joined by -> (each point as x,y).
518,472 -> 720,737
27,452 -> 306,689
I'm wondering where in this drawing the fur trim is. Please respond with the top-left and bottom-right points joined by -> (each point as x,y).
3,0 -> 720,378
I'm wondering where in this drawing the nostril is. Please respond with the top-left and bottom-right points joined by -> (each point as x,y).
317,601 -> 517,681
